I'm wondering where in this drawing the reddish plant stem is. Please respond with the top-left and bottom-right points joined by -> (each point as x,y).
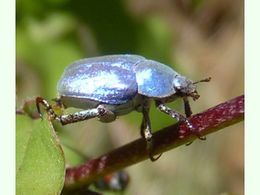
65,95 -> 244,189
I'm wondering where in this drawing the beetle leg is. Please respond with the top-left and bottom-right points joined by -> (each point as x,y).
182,98 -> 207,141
141,102 -> 162,161
156,101 -> 207,141
59,105 -> 114,125
36,98 -> 116,125
156,101 -> 193,129
182,98 -> 206,140
183,97 -> 192,117
140,110 -> 152,142
97,105 -> 116,123
182,97 -> 194,145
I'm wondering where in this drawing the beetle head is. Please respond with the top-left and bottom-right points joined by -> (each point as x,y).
173,76 -> 211,100
173,75 -> 200,100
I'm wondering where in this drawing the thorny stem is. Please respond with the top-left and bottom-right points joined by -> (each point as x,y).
65,95 -> 244,189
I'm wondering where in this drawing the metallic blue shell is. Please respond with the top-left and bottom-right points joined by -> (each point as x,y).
57,55 -> 145,105
57,54 -> 179,106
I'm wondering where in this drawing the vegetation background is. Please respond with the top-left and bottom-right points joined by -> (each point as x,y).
16,0 -> 244,194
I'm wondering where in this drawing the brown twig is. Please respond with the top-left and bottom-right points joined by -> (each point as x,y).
64,95 -> 244,189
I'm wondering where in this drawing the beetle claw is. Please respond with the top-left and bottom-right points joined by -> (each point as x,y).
192,130 -> 207,141
185,133 -> 206,146
149,153 -> 162,162
36,97 -> 44,119
145,138 -> 162,162
35,97 -> 58,121
185,141 -> 193,146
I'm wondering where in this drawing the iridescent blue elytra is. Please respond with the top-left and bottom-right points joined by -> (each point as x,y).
57,55 -> 143,105
37,54 -> 210,161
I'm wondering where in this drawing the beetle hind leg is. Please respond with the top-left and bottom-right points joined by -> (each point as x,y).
97,105 -> 116,123
59,105 -> 116,125
36,97 -> 116,125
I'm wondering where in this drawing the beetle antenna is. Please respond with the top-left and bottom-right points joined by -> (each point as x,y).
193,77 -> 211,84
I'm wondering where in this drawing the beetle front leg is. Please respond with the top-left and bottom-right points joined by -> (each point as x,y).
183,98 -> 206,141
182,97 -> 206,142
141,102 -> 162,161
183,97 -> 192,118
156,101 -> 206,140
156,101 -> 193,129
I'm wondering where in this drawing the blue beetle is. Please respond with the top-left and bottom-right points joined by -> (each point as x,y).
36,54 -> 210,161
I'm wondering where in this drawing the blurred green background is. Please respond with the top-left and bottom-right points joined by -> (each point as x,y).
16,0 -> 244,194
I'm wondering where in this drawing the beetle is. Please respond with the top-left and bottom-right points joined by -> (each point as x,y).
36,54 -> 210,161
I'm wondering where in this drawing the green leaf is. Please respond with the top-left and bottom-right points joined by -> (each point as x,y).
16,114 -> 65,195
